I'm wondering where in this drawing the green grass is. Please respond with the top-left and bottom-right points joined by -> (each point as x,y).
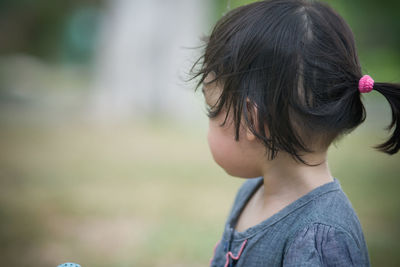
0,100 -> 399,266
0,118 -> 240,266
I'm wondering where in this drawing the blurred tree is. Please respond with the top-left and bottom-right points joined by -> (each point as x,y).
0,0 -> 103,63
61,5 -> 102,64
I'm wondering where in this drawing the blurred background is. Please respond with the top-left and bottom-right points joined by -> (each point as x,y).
0,0 -> 399,266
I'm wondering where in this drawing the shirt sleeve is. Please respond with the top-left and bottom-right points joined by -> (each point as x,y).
283,223 -> 367,267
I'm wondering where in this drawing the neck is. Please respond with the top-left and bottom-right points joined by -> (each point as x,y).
259,151 -> 333,206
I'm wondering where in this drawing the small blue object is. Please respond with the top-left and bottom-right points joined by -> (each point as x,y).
57,263 -> 81,267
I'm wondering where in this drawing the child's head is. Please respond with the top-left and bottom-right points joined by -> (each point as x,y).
191,0 -> 400,169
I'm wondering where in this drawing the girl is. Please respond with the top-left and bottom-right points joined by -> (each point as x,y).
190,0 -> 400,266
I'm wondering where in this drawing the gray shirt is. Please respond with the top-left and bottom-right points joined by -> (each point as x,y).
209,177 -> 370,267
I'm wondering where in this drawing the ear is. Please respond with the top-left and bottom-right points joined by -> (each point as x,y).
245,98 -> 270,142
245,98 -> 258,142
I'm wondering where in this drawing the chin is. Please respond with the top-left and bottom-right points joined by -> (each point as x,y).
223,167 -> 262,179
211,150 -> 262,179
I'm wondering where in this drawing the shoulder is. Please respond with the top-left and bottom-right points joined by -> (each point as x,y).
292,181 -> 366,242
283,222 -> 370,267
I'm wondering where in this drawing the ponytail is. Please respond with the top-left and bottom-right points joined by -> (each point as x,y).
372,82 -> 400,154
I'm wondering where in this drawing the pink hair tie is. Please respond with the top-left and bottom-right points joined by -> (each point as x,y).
358,75 -> 374,93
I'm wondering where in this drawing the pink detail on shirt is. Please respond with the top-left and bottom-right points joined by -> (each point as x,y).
224,239 -> 248,267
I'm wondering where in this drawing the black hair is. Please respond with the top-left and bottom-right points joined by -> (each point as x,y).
190,0 -> 400,164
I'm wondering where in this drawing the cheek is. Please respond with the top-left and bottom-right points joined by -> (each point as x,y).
207,121 -> 261,178
207,125 -> 234,167
207,120 -> 264,178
